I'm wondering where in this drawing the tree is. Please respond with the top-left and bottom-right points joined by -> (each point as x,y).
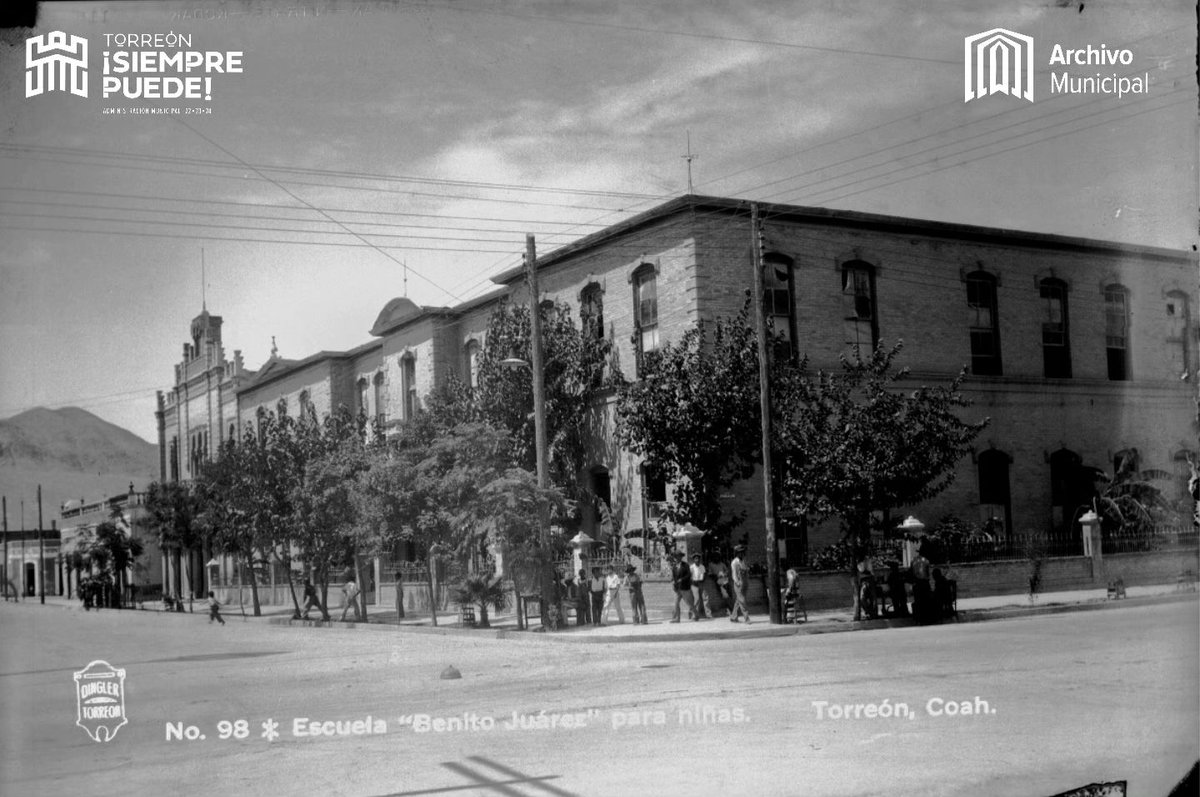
615,301 -> 797,544
468,299 -> 617,504
774,341 -> 989,545
137,480 -> 202,608
90,508 -> 144,608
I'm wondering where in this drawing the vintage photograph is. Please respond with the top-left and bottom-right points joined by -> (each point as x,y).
1,1 -> 1197,795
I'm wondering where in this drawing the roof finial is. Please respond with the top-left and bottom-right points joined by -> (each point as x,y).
201,248 -> 207,311
270,335 -> 278,357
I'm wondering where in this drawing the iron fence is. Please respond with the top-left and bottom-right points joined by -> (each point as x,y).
1102,525 -> 1198,555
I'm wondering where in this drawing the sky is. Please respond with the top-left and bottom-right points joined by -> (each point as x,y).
0,0 -> 1196,445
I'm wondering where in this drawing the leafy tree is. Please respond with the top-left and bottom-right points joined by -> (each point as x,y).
615,301 -> 797,543
469,299 -> 617,504
197,410 -> 303,616
137,480 -> 202,607
774,341 -> 989,546
90,508 -> 145,608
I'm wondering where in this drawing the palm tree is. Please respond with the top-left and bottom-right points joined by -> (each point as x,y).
452,575 -> 509,628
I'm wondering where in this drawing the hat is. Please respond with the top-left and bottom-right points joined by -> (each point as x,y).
734,544 -> 747,552
624,565 -> 636,573
691,554 -> 702,561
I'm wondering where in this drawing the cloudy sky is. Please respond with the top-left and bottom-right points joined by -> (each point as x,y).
0,0 -> 1195,444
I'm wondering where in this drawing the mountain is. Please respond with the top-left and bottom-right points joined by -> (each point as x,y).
0,407 -> 159,526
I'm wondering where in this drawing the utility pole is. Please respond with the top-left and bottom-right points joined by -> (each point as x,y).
750,204 -> 781,623
526,234 -> 553,629
38,484 -> 45,605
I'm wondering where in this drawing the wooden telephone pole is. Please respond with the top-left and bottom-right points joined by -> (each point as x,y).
751,203 -> 782,623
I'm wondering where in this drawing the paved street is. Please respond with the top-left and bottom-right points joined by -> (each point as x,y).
1,598 -> 1196,797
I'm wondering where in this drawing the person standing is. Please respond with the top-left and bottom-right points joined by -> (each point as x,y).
589,567 -> 606,626
689,555 -> 710,619
207,591 -> 225,625
910,545 -> 933,624
711,558 -> 734,616
624,565 -> 648,624
340,576 -> 361,622
576,568 -> 592,625
670,552 -> 697,622
729,545 -> 751,623
601,565 -> 626,624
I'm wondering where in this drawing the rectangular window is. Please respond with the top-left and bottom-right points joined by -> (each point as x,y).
1040,280 -> 1072,378
841,263 -> 878,358
966,275 -> 1002,375
1104,287 -> 1129,381
401,358 -> 417,420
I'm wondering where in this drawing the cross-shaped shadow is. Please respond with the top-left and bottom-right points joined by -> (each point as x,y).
378,756 -> 576,796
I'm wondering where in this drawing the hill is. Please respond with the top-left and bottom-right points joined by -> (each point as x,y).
0,407 -> 159,525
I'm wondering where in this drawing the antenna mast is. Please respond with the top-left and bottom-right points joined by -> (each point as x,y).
681,131 -> 698,194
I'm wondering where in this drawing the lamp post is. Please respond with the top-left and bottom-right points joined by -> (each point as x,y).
899,515 -> 926,569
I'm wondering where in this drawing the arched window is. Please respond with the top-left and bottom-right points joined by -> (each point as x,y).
1040,278 -> 1072,378
841,260 -> 878,358
464,340 -> 481,389
977,449 -> 1012,536
357,377 -> 369,416
966,271 -> 1002,375
1104,285 -> 1130,380
1049,448 -> 1082,533
373,371 -> 386,426
401,355 -> 417,420
763,253 -> 796,361
580,283 -> 604,341
632,263 -> 659,373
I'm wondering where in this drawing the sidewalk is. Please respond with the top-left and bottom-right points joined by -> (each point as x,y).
22,582 -> 1197,642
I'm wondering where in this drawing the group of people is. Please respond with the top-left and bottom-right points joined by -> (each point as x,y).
854,543 -> 956,624
568,564 -> 648,626
670,546 -> 751,623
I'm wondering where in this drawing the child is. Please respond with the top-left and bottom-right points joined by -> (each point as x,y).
207,591 -> 225,625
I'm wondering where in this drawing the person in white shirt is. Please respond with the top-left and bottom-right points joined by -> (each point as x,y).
690,555 -> 710,619
730,546 -> 751,623
340,576 -> 361,622
601,565 -> 625,624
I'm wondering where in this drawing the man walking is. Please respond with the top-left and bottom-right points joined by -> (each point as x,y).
340,575 -> 361,622
670,552 -> 697,622
730,545 -> 751,623
301,579 -> 321,619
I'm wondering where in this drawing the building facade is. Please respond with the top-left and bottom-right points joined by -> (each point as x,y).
157,195 -> 1199,573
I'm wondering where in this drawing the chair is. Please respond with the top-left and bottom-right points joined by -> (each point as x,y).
783,588 -> 807,623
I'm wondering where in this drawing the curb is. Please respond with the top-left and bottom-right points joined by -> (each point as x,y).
261,590 -> 1197,643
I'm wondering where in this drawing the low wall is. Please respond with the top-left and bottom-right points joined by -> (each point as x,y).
790,548 -> 1199,611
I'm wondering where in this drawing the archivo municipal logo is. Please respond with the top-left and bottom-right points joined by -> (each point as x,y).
964,27 -> 1150,103
74,660 -> 128,743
